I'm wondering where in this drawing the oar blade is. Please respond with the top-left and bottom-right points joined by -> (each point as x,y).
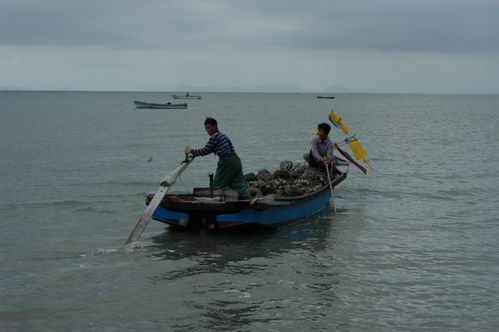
124,185 -> 170,248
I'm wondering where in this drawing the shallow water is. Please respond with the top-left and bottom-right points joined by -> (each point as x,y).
1,91 -> 499,331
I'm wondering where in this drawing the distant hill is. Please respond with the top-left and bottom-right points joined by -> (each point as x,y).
173,83 -> 354,93
0,86 -> 32,91
174,84 -> 224,92
2,83 -> 355,93
322,84 -> 354,93
174,83 -> 308,93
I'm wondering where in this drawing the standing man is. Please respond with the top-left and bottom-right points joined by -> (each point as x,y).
306,123 -> 335,170
185,117 -> 251,200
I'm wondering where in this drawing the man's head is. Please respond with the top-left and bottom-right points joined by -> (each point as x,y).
204,117 -> 218,135
317,123 -> 331,140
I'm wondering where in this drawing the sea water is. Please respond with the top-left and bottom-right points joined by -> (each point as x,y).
1,91 -> 499,331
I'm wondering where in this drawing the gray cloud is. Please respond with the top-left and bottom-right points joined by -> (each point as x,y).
0,0 -> 225,48
1,0 -> 499,53
1,0 -> 499,93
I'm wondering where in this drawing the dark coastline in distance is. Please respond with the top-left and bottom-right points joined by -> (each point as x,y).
1,89 -> 497,95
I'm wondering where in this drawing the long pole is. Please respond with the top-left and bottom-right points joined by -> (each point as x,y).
324,162 -> 337,215
124,155 -> 193,250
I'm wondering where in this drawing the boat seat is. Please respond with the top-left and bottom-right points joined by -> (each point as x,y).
193,197 -> 224,203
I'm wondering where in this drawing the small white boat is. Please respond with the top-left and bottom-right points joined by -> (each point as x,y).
133,101 -> 188,109
172,93 -> 202,100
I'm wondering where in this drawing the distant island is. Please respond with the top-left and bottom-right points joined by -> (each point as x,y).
173,83 -> 354,93
1,83 -> 355,94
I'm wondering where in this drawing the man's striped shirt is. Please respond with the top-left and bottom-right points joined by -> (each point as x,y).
191,131 -> 235,158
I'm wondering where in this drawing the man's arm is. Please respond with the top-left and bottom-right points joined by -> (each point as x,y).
192,135 -> 217,157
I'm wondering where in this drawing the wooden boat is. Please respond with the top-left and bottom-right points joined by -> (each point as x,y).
316,96 -> 335,99
172,93 -> 202,100
147,160 -> 349,231
134,101 -> 188,109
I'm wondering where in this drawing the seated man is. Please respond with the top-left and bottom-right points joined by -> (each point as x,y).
305,123 -> 335,171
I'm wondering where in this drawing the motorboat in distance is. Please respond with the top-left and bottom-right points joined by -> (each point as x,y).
134,101 -> 188,109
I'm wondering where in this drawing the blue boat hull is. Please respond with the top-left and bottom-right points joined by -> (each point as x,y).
152,189 -> 332,229
215,190 -> 332,227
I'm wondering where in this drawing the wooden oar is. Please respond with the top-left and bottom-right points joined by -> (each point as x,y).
335,144 -> 367,174
124,155 -> 193,250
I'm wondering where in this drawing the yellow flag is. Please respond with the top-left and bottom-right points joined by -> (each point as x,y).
348,138 -> 368,160
329,111 -> 350,135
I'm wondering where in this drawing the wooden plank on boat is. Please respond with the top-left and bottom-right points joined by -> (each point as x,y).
193,187 -> 239,199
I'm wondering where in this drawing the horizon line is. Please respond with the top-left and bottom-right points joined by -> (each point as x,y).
0,89 -> 497,95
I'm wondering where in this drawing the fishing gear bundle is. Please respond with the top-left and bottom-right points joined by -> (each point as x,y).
328,111 -> 371,174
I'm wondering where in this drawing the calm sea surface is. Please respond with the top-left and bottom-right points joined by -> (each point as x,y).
1,91 -> 499,331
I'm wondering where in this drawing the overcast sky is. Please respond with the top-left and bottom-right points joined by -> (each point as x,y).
1,0 -> 498,93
